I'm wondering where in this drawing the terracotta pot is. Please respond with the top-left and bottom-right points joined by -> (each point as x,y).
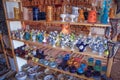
88,10 -> 97,23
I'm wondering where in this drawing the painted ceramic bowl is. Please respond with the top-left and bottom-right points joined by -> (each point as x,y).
44,75 -> 55,80
15,71 -> 27,80
49,61 -> 57,68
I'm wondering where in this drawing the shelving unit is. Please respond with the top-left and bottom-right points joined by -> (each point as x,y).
0,33 -> 9,69
2,0 -> 116,79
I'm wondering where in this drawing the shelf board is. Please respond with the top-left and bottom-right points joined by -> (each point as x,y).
32,60 -> 94,80
16,56 -> 93,80
7,19 -> 111,27
12,38 -> 107,60
5,0 -> 21,2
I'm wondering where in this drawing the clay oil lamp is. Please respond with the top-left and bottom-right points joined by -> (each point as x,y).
15,71 -> 27,80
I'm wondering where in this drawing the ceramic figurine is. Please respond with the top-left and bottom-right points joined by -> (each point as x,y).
77,41 -> 88,52
78,9 -> 85,22
15,30 -> 20,39
97,42 -> 106,56
37,31 -> 44,43
20,30 -> 24,40
32,50 -> 36,56
24,30 -> 31,40
31,30 -> 36,42
72,7 -> 79,15
109,8 -> 115,18
43,31 -> 47,43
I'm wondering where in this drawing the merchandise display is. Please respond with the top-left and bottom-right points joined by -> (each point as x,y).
2,0 -> 120,80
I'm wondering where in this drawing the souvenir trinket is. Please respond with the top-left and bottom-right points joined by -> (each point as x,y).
78,9 -> 85,22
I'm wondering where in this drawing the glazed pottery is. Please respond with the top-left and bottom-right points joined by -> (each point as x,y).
15,71 -> 27,80
49,61 -> 57,68
88,10 -> 97,23
24,31 -> 31,40
77,67 -> 84,75
69,66 -> 77,73
84,70 -> 92,78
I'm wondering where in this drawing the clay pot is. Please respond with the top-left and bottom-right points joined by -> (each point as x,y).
88,10 -> 97,23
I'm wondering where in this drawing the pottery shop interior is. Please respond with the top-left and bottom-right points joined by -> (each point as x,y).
0,0 -> 120,80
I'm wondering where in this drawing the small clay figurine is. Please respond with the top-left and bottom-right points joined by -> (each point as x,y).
78,9 -> 85,22
109,8 -> 115,18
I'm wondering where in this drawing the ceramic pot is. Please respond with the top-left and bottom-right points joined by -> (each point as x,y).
69,66 -> 77,73
88,10 -> 97,23
15,71 -> 27,80
27,68 -> 37,79
77,67 -> 84,75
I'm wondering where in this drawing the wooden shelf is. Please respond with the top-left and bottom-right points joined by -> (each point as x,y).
12,38 -> 107,60
7,19 -> 111,27
17,56 -> 93,80
32,60 -> 94,80
5,0 -> 21,2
